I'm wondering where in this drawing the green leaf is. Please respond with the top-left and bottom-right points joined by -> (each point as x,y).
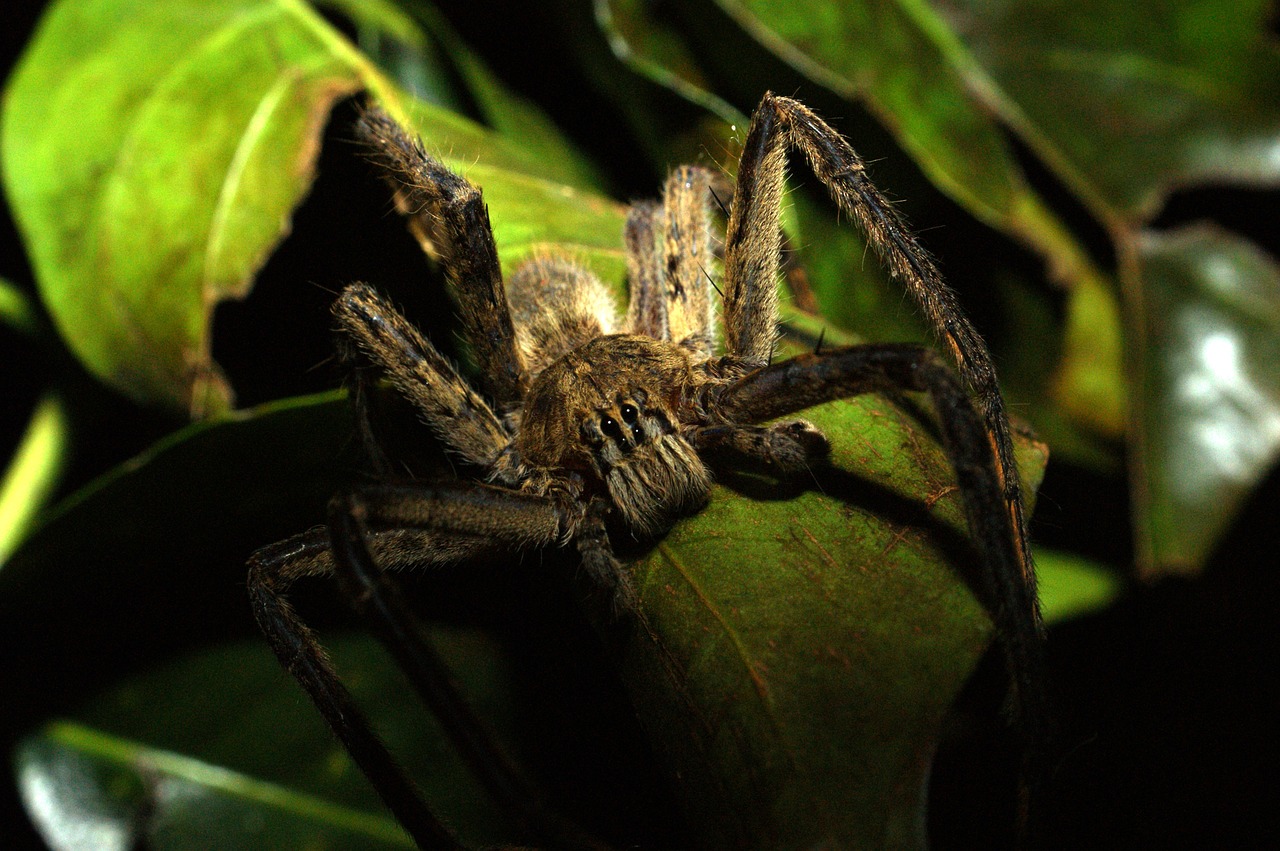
17,721 -> 414,850
788,192 -> 930,347
0,391 -> 352,624
1035,549 -> 1124,625
1054,271 -> 1128,438
339,0 -> 606,190
2,0 -> 625,415
595,0 -> 747,129
615,395 -> 1047,848
0,394 -> 69,569
952,0 -> 1280,222
0,277 -> 42,338
410,1 -> 606,190
4,0 -> 363,415
16,629 -> 528,848
1130,225 -> 1280,576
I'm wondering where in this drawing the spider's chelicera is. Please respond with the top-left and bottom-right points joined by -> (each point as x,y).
249,93 -> 1045,849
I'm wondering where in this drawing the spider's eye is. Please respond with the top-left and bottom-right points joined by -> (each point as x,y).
601,416 -> 622,438
620,404 -> 638,424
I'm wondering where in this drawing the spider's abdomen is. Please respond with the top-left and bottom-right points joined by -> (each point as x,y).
518,335 -> 710,533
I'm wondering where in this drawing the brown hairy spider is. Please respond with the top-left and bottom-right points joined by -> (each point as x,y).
248,93 -> 1045,849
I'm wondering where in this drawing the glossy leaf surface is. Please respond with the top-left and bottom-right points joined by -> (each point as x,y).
1132,225 -> 1280,574
617,393 -> 1046,848
950,0 -> 1280,222
17,631 -> 527,849
2,0 -> 624,415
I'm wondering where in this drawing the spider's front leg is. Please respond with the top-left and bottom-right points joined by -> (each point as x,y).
624,166 -> 721,354
717,90 -> 1045,757
721,93 -> 1033,596
355,108 -> 528,410
249,482 -> 612,850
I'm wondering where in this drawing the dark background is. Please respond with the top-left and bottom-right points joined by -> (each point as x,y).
2,1 -> 1277,848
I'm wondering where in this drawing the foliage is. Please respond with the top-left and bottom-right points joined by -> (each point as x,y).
1,0 -> 1275,847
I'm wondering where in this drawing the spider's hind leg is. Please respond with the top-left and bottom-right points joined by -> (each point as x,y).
326,494 -> 613,850
722,94 -> 1031,595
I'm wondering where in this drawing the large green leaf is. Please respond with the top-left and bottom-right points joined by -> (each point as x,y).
615,394 -> 1046,848
950,0 -> 1280,223
2,0 -> 624,416
16,631 -> 524,849
17,722 -> 413,850
1130,225 -> 1280,576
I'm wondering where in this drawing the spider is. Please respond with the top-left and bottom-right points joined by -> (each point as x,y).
248,93 -> 1046,849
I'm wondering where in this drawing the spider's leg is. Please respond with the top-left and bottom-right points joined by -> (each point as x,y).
356,108 -> 527,409
248,536 -> 464,850
335,283 -> 507,469
622,199 -> 669,340
659,167 -> 717,354
624,169 -> 718,354
349,481 -> 563,544
327,494 -> 613,851
709,343 -> 1047,814
720,99 -> 787,369
724,93 -> 1031,604
690,420 -> 830,473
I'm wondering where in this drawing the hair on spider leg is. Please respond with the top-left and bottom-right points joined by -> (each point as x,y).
248,91 -> 1048,848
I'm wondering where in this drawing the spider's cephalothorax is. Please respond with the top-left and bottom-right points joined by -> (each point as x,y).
249,94 -> 1046,849
517,332 -> 713,535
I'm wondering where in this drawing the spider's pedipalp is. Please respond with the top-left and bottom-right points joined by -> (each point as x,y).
690,420 -> 830,472
355,107 -> 528,409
